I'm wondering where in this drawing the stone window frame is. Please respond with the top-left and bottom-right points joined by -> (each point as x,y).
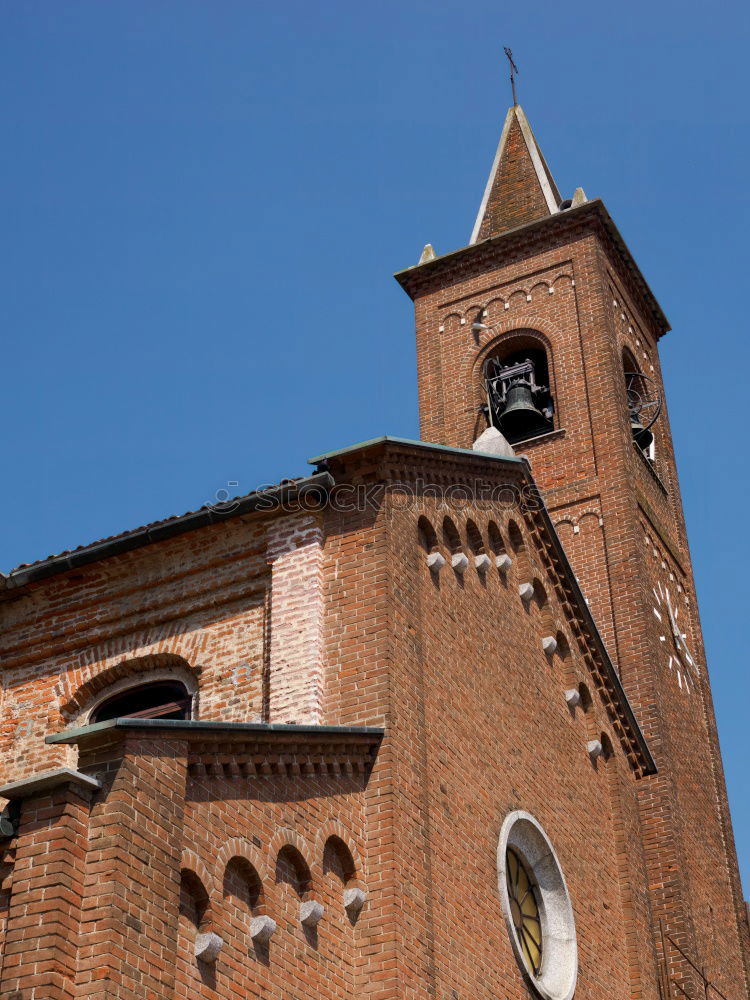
82,666 -> 199,725
497,810 -> 577,1000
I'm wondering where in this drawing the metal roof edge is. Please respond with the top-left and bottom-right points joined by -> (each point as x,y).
308,435 -> 526,468
0,767 -> 102,800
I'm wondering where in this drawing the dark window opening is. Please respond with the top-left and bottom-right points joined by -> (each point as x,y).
484,347 -> 554,444
622,350 -> 660,458
91,681 -> 191,723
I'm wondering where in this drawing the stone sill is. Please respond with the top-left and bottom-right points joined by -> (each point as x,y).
513,427 -> 567,451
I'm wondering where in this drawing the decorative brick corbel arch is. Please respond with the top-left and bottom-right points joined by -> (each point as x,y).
180,848 -> 216,926
552,272 -> 575,289
620,334 -> 651,371
60,652 -> 201,722
268,827 -> 314,901
529,279 -> 554,298
313,820 -> 365,893
554,517 -> 576,535
578,511 -> 604,533
215,837 -> 269,918
215,837 -> 270,887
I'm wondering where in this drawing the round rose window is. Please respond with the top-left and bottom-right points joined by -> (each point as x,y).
497,811 -> 577,1000
506,846 -> 543,974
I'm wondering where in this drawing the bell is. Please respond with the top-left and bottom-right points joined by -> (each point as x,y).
631,416 -> 653,451
498,381 -> 551,442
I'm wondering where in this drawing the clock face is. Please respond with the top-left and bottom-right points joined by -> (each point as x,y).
653,580 -> 696,692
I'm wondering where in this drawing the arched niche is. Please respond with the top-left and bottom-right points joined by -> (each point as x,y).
275,844 -> 312,901
480,330 -> 556,445
417,516 -> 439,554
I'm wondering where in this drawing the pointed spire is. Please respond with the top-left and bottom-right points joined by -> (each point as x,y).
470,106 -> 562,244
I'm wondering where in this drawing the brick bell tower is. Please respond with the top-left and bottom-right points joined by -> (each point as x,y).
396,104 -> 750,997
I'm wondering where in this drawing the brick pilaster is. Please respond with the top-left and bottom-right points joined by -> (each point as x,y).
0,773 -> 96,1000
74,735 -> 187,999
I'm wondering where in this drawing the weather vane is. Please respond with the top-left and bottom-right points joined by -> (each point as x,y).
504,47 -> 519,106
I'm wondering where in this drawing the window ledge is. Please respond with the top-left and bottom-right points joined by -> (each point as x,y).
512,427 -> 567,450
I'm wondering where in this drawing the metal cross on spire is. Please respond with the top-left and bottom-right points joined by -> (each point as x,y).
504,47 -> 519,106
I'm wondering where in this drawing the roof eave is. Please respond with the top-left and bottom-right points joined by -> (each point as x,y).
3,472 -> 334,591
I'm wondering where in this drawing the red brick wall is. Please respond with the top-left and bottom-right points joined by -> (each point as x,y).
0,447 -> 669,999
0,783 -> 90,999
0,516 -> 272,783
376,465 -> 661,1000
177,769 -> 368,999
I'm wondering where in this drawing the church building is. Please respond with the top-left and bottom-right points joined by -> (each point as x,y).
0,100 -> 748,1000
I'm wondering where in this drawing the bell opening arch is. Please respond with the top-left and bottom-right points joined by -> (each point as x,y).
475,329 -> 557,446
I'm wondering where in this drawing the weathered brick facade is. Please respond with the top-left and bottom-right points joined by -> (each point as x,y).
0,103 -> 747,1000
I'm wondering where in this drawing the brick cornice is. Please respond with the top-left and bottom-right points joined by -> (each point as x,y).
394,199 -> 670,340
523,499 -> 655,777
47,718 -> 383,780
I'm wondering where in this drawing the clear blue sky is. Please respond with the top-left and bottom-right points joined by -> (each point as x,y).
3,2 -> 749,892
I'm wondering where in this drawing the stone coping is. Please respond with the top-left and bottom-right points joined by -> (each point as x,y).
308,434 -> 526,468
46,718 -> 385,747
0,767 -> 102,800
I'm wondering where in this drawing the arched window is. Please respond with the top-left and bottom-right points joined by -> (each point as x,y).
177,869 -> 210,983
483,334 -> 554,444
179,869 -> 209,934
532,578 -> 548,608
223,857 -> 263,919
555,631 -> 570,661
508,520 -> 524,554
622,348 -> 659,459
90,680 -> 191,724
323,836 -> 356,885
577,683 -> 593,714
